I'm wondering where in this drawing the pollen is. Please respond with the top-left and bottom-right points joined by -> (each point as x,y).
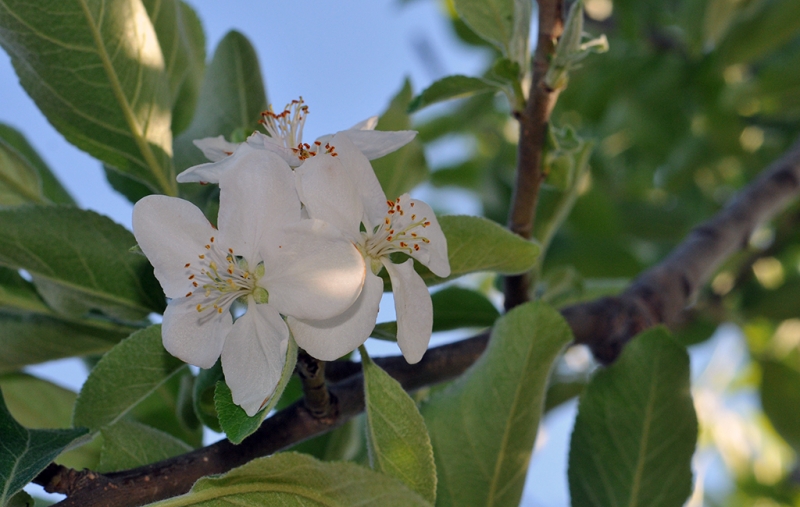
184,263 -> 191,268
186,292 -> 193,297
198,254 -> 205,259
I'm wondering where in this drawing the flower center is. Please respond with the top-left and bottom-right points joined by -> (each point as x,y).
360,196 -> 432,274
258,97 -> 339,163
182,236 -> 268,315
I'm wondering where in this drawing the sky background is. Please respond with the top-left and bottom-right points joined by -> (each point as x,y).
1,1 -> 747,505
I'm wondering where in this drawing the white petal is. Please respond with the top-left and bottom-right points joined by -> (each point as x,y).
177,142 -> 262,184
294,150 -> 363,240
383,258 -> 432,364
162,296 -> 231,369
217,150 -> 300,261
262,219 -> 366,321
330,132 -> 388,229
349,116 -> 378,131
395,194 -> 451,278
221,302 -> 288,417
246,132 -> 302,168
342,129 -> 416,160
132,195 -> 215,298
193,136 -> 240,162
288,270 -> 382,361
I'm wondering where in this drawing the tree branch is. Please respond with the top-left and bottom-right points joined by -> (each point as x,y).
563,139 -> 800,363
39,140 -> 800,507
505,0 -> 565,310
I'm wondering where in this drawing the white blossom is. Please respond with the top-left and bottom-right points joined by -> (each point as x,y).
290,132 -> 450,364
133,152 -> 365,415
177,98 -> 416,183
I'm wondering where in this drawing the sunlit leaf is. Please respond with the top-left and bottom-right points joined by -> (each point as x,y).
453,0 -> 515,55
0,0 -> 176,195
361,349 -> 436,503
420,301 -> 572,506
148,453 -> 431,507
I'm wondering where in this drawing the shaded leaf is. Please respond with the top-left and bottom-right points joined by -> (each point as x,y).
73,325 -> 185,431
760,358 -> 800,453
568,328 -> 698,507
0,0 -> 176,195
720,0 -> 800,64
371,79 -> 430,200
193,360 -> 223,433
420,301 -> 572,506
149,452 -> 431,507
408,75 -> 499,113
98,420 -> 192,473
361,349 -> 436,503
215,337 -> 298,444
0,124 -> 74,205
0,310 -> 130,373
0,392 -> 88,506
0,206 -> 164,320
173,30 -> 267,172
371,286 -> 499,340
0,133 -> 46,205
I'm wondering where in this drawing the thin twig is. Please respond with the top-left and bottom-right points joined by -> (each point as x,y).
39,140 -> 800,507
505,0 -> 565,310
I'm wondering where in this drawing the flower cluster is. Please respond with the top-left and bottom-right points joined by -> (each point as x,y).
133,99 -> 450,416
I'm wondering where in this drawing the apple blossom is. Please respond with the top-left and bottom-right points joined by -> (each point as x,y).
289,132 -> 450,364
177,97 -> 416,183
133,151 -> 366,416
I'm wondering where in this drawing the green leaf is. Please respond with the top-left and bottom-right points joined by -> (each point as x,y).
371,79 -> 430,200
148,452 -> 431,507
371,286 -> 499,340
98,419 -> 192,473
0,0 -> 176,195
420,301 -> 572,506
360,348 -> 436,504
0,123 -> 74,205
173,30 -> 267,172
73,325 -> 185,431
453,0 -> 515,55
0,206 -> 164,320
193,361 -> 223,433
0,267 -> 49,314
215,337 -> 298,444
143,0 -> 205,136
0,373 -> 75,430
568,328 -> 698,507
760,359 -> 800,453
6,490 -> 33,507
397,215 -> 540,288
0,133 -> 46,205
0,310 -> 130,373
408,75 -> 499,113
0,372 -> 102,473
720,0 -> 800,64
0,392 -> 88,506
